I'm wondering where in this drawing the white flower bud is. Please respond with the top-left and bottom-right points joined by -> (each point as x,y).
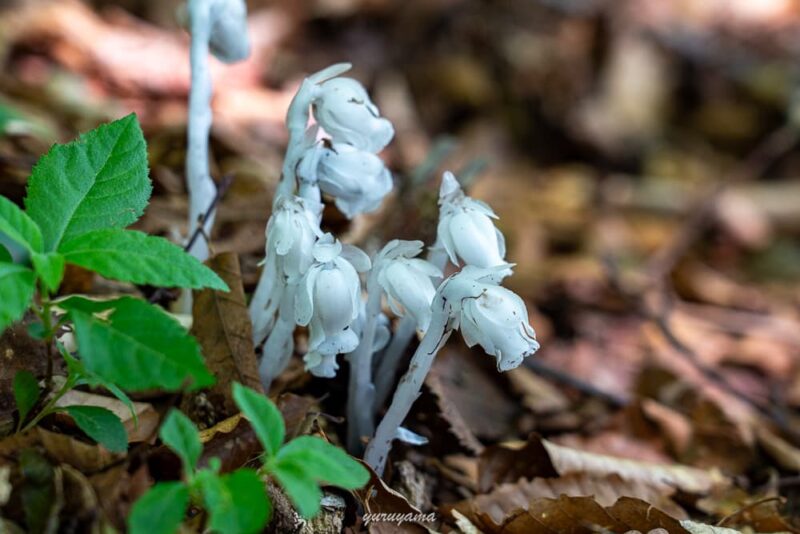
266,196 -> 321,283
208,0 -> 250,63
312,78 -> 394,152
441,265 -> 538,372
313,143 -> 393,219
437,171 -> 507,269
375,240 -> 442,332
295,235 -> 371,376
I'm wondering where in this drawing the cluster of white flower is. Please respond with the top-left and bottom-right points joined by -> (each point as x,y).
247,64 -> 539,472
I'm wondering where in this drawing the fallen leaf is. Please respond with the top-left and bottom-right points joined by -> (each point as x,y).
184,252 -> 262,425
426,349 -> 520,454
478,434 -> 727,496
55,388 -> 157,443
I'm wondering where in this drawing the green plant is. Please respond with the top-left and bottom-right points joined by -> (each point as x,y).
129,383 -> 369,533
2,114 -> 227,449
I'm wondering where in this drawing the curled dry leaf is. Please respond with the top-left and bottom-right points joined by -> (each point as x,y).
353,460 -> 429,534
478,434 -> 728,496
454,493 -> 688,534
426,349 -> 520,455
185,252 -> 262,425
38,427 -> 122,472
55,388 -> 158,443
450,472 -> 686,527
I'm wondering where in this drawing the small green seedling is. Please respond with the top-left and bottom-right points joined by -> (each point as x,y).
2,114 -> 227,449
129,383 -> 369,533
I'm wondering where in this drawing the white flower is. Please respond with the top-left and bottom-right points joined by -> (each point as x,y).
441,265 -> 538,372
312,143 -> 393,219
295,234 -> 371,377
436,171 -> 507,269
312,77 -> 394,152
266,196 -> 322,283
208,0 -> 250,63
375,240 -> 442,332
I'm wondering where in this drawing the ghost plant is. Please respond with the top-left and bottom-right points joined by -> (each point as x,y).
248,63 -> 539,473
185,0 -> 250,261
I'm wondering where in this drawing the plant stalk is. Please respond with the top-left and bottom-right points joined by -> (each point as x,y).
364,297 -> 451,474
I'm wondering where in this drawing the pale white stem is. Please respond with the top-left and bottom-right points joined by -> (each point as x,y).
346,269 -> 381,453
373,316 -> 415,411
249,252 -> 280,344
259,284 -> 295,389
364,295 -> 452,474
187,1 -> 216,261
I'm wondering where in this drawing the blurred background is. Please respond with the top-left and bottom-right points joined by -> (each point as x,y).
2,0 -> 800,522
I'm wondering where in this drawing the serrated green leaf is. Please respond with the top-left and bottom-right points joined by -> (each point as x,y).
0,243 -> 11,263
24,114 -> 151,251
232,383 -> 284,457
0,263 -> 36,331
13,370 -> 39,424
59,229 -> 227,290
276,436 -> 369,490
200,469 -> 270,534
31,252 -> 64,293
269,460 -> 322,519
0,196 -> 42,253
58,296 -> 214,391
160,409 -> 201,475
63,405 -> 128,453
128,482 -> 189,534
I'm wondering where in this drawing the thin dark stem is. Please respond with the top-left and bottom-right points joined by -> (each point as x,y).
523,358 -> 628,408
148,173 -> 234,304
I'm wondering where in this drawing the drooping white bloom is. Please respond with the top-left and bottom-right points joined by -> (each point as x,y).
436,171 -> 507,268
295,234 -> 371,377
266,196 -> 322,283
310,143 -> 393,219
208,0 -> 250,63
312,77 -> 394,153
441,265 -> 538,371
374,240 -> 442,332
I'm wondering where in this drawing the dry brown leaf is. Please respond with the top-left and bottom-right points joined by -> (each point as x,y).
38,427 -> 122,473
184,252 -> 261,425
453,493 -> 689,534
426,349 -> 519,455
353,461 -> 430,534
506,365 -> 570,414
452,473 -> 686,527
55,389 -> 158,443
478,434 -> 728,496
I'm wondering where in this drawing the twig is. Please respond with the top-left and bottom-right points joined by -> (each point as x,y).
646,123 -> 798,283
147,174 -> 234,304
523,358 -> 628,408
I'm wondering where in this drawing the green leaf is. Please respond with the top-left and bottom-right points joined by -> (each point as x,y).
0,243 -> 11,263
58,296 -> 214,391
160,409 -> 201,475
63,405 -> 128,453
200,469 -> 270,534
31,252 -> 65,293
269,460 -> 322,519
0,196 -> 42,253
24,114 -> 151,251
13,370 -> 39,424
232,382 -> 284,457
128,482 -> 189,534
0,263 -> 36,331
59,229 -> 227,290
276,436 -> 369,490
